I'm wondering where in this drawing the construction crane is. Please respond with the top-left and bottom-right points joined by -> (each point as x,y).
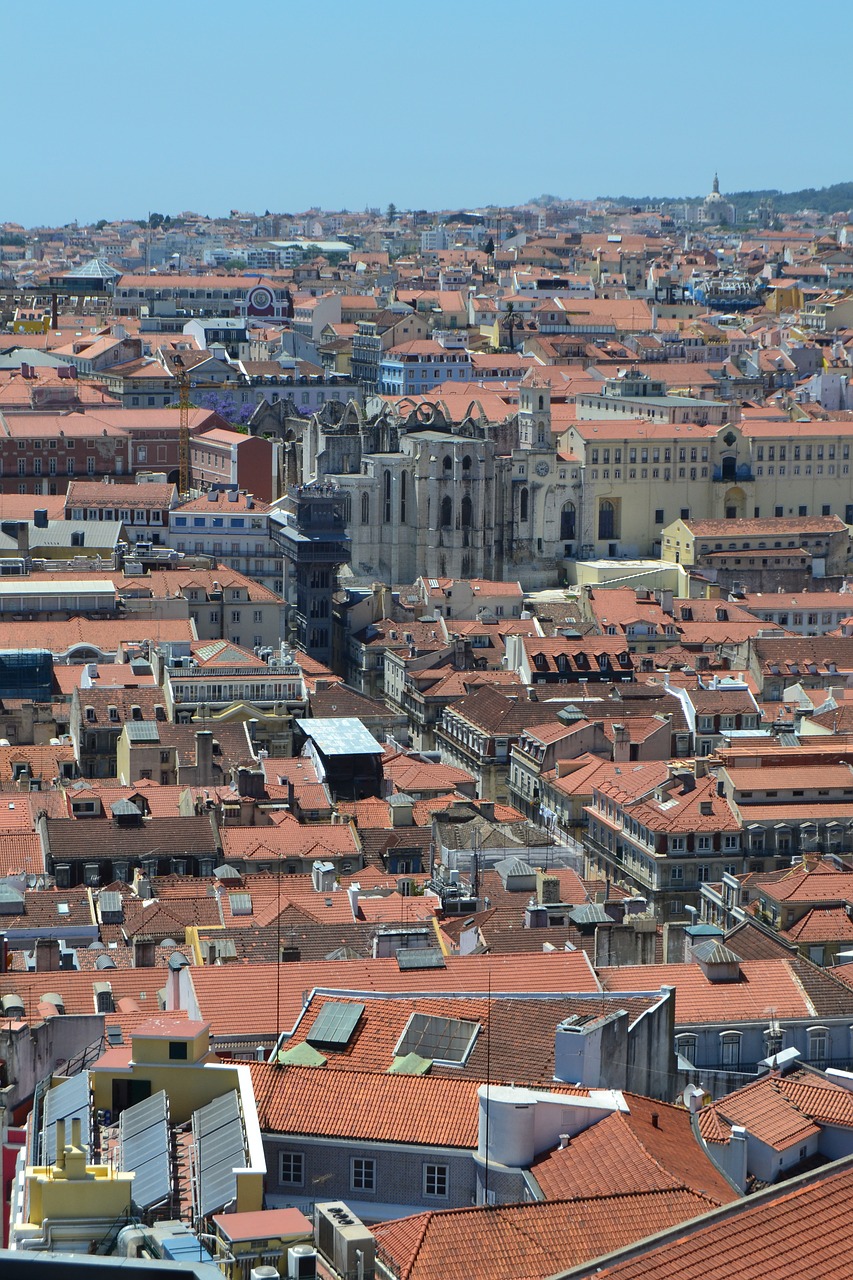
172,354 -> 246,496
172,354 -> 191,497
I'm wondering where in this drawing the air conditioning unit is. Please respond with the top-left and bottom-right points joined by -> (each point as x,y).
314,1203 -> 375,1280
287,1245 -> 317,1280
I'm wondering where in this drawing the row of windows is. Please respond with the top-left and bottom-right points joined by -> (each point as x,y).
279,1152 -> 449,1197
676,1027 -> 832,1068
13,459 -> 94,475
173,516 -> 259,529
590,446 -> 710,465
14,438 -> 99,449
756,444 -> 850,461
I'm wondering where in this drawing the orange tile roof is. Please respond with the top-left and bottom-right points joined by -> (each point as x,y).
219,821 -> 358,863
0,616 -> 195,656
747,866 -> 853,905
531,1094 -> 737,1205
186,950 -> 601,1039
258,757 -> 320,786
569,1156 -> 853,1280
784,907 -> 853,943
336,797 -> 392,829
250,1063 -> 483,1147
599,958 -> 825,1024
373,1189 -> 717,1280
384,757 -> 476,794
0,832 -> 44,876
0,743 -> 76,782
700,1068 -> 853,1156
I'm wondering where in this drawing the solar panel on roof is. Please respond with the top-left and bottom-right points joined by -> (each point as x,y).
192,1090 -> 246,1217
197,1124 -> 244,1174
306,1001 -> 364,1049
396,949 -> 447,971
42,1072 -> 91,1164
194,1090 -> 241,1138
395,1013 -> 480,1066
119,1090 -> 171,1210
132,1149 -> 172,1210
120,1090 -> 167,1141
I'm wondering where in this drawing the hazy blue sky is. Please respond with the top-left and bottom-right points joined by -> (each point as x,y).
6,0 -> 849,226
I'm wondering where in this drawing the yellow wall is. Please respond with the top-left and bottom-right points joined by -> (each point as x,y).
478,320 -> 500,349
216,1228 -> 313,1280
566,558 -> 687,593
26,1163 -> 134,1225
132,1026 -> 211,1064
12,317 -> 50,333
91,1059 -> 243,1125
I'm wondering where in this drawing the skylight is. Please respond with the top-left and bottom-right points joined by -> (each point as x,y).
306,1001 -> 364,1049
395,1013 -> 480,1066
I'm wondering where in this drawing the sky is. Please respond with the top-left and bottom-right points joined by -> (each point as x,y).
5,0 -> 851,227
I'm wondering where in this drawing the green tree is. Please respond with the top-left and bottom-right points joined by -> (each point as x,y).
483,235 -> 495,260
386,202 -> 398,223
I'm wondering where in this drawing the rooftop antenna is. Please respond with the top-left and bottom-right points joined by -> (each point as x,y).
483,964 -> 492,1206
275,845 -> 282,1063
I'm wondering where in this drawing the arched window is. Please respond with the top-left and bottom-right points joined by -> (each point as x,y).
808,1027 -> 829,1065
560,501 -> 576,541
400,471 -> 407,523
440,495 -> 452,528
361,492 -> 370,525
675,1034 -> 698,1065
383,469 -> 391,522
462,454 -> 472,471
461,494 -> 472,528
443,455 -> 453,472
538,394 -> 544,410
520,486 -> 529,523
598,499 -> 618,541
719,1031 -> 742,1067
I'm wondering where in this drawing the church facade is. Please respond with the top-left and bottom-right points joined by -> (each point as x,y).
291,372 -> 583,587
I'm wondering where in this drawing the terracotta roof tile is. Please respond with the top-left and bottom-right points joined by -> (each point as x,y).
186,950 -> 601,1039
567,1158 -> 853,1280
250,1063 -> 483,1147
531,1094 -> 737,1205
784,907 -> 853,943
599,957 -> 851,1024
0,832 -> 44,876
374,1189 -> 717,1280
283,993 -> 659,1085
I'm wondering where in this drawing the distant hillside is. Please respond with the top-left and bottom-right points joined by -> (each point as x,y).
727,183 -> 853,215
593,182 -> 853,215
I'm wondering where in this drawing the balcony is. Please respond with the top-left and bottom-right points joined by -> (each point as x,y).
583,832 -> 657,892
